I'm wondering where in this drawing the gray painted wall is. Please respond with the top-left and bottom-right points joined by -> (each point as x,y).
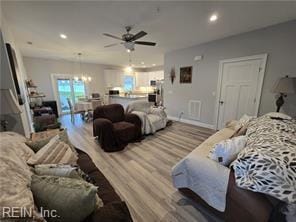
164,20 -> 296,127
23,57 -> 121,101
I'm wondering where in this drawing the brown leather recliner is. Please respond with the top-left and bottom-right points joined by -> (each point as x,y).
93,104 -> 142,152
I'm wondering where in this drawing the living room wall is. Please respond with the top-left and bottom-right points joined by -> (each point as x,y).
1,15 -> 32,136
164,20 -> 296,128
23,57 -> 120,101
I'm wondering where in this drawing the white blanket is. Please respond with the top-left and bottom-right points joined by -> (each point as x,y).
171,128 -> 235,212
126,101 -> 167,135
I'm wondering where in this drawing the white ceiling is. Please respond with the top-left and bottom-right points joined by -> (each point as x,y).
2,1 -> 296,68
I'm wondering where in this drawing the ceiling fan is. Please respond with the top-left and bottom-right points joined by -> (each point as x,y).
103,26 -> 156,51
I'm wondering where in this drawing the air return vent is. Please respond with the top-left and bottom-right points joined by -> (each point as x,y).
188,100 -> 201,120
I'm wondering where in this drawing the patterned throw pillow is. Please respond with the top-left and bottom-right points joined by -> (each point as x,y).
31,175 -> 99,222
27,136 -> 78,166
26,129 -> 76,153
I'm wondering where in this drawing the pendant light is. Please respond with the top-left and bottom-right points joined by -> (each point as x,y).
75,53 -> 92,82
124,53 -> 134,74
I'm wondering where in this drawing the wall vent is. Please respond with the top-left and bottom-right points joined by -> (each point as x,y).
188,100 -> 201,120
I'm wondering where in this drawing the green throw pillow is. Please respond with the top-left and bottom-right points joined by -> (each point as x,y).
31,175 -> 98,222
26,137 -> 52,153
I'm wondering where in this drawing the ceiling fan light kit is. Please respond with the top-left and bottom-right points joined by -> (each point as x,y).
103,26 -> 156,52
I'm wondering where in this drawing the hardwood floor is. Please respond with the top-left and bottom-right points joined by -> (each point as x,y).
60,114 -> 222,222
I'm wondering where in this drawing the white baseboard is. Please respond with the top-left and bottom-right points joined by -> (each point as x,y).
168,115 -> 215,129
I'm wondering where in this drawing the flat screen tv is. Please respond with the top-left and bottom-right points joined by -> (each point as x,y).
5,43 -> 24,105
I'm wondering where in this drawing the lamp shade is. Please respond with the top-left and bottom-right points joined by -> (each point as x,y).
272,76 -> 296,94
0,89 -> 22,115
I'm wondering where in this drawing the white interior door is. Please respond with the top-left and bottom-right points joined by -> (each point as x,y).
217,55 -> 267,129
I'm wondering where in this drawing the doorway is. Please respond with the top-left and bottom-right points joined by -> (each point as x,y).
215,54 -> 267,129
52,74 -> 87,114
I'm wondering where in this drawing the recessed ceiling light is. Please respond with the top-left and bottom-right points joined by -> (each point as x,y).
209,14 -> 218,22
60,33 -> 67,39
152,64 -> 156,66
141,61 -> 145,65
126,49 -> 131,53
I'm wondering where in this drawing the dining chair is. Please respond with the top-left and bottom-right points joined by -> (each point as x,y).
67,98 -> 85,123
67,98 -> 75,123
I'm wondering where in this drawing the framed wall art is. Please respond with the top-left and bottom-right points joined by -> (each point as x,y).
180,66 -> 192,83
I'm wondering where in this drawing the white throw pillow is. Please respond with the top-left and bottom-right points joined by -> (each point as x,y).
265,112 -> 292,120
209,136 -> 247,166
238,114 -> 256,126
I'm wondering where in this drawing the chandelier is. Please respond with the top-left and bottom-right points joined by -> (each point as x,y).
74,53 -> 92,82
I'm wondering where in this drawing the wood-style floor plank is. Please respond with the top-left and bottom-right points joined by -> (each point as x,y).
61,115 -> 222,222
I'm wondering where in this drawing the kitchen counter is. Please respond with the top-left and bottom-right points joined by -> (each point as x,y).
109,94 -> 148,99
107,94 -> 148,109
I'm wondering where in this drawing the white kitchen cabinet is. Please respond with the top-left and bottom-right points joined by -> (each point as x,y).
135,71 -> 164,87
104,70 -> 123,87
135,72 -> 150,87
149,71 -> 164,81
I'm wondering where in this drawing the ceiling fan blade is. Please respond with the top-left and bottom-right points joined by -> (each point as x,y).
135,41 -> 156,46
104,43 -> 119,48
103,33 -> 122,40
131,31 -> 147,41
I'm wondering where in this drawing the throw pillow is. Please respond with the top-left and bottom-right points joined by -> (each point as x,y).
225,120 -> 242,131
31,175 -> 98,222
58,128 -> 77,153
26,137 -> 52,153
27,136 -> 78,165
0,133 -> 34,219
265,112 -> 292,120
231,125 -> 248,138
209,136 -> 247,166
26,129 -> 76,153
238,114 -> 256,126
34,164 -> 85,179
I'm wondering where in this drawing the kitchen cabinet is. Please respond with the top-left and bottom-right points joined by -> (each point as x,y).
150,71 -> 164,81
104,70 -> 124,88
135,71 -> 164,87
135,72 -> 150,87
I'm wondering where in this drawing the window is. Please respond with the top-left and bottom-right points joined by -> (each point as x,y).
124,75 -> 134,92
72,79 -> 86,102
56,77 -> 86,113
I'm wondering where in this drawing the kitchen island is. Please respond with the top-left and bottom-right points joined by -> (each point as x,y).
108,94 -> 148,109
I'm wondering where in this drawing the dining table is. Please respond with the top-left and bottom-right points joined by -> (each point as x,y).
74,99 -> 102,121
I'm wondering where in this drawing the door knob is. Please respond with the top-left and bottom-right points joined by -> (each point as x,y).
219,101 -> 224,105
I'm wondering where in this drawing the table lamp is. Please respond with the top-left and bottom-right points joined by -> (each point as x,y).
272,76 -> 296,112
0,89 -> 22,131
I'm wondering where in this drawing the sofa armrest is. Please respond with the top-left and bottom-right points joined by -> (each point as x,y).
149,107 -> 167,120
125,113 -> 142,138
172,154 -> 230,212
225,170 -> 273,222
93,118 -> 113,137
125,113 -> 141,128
